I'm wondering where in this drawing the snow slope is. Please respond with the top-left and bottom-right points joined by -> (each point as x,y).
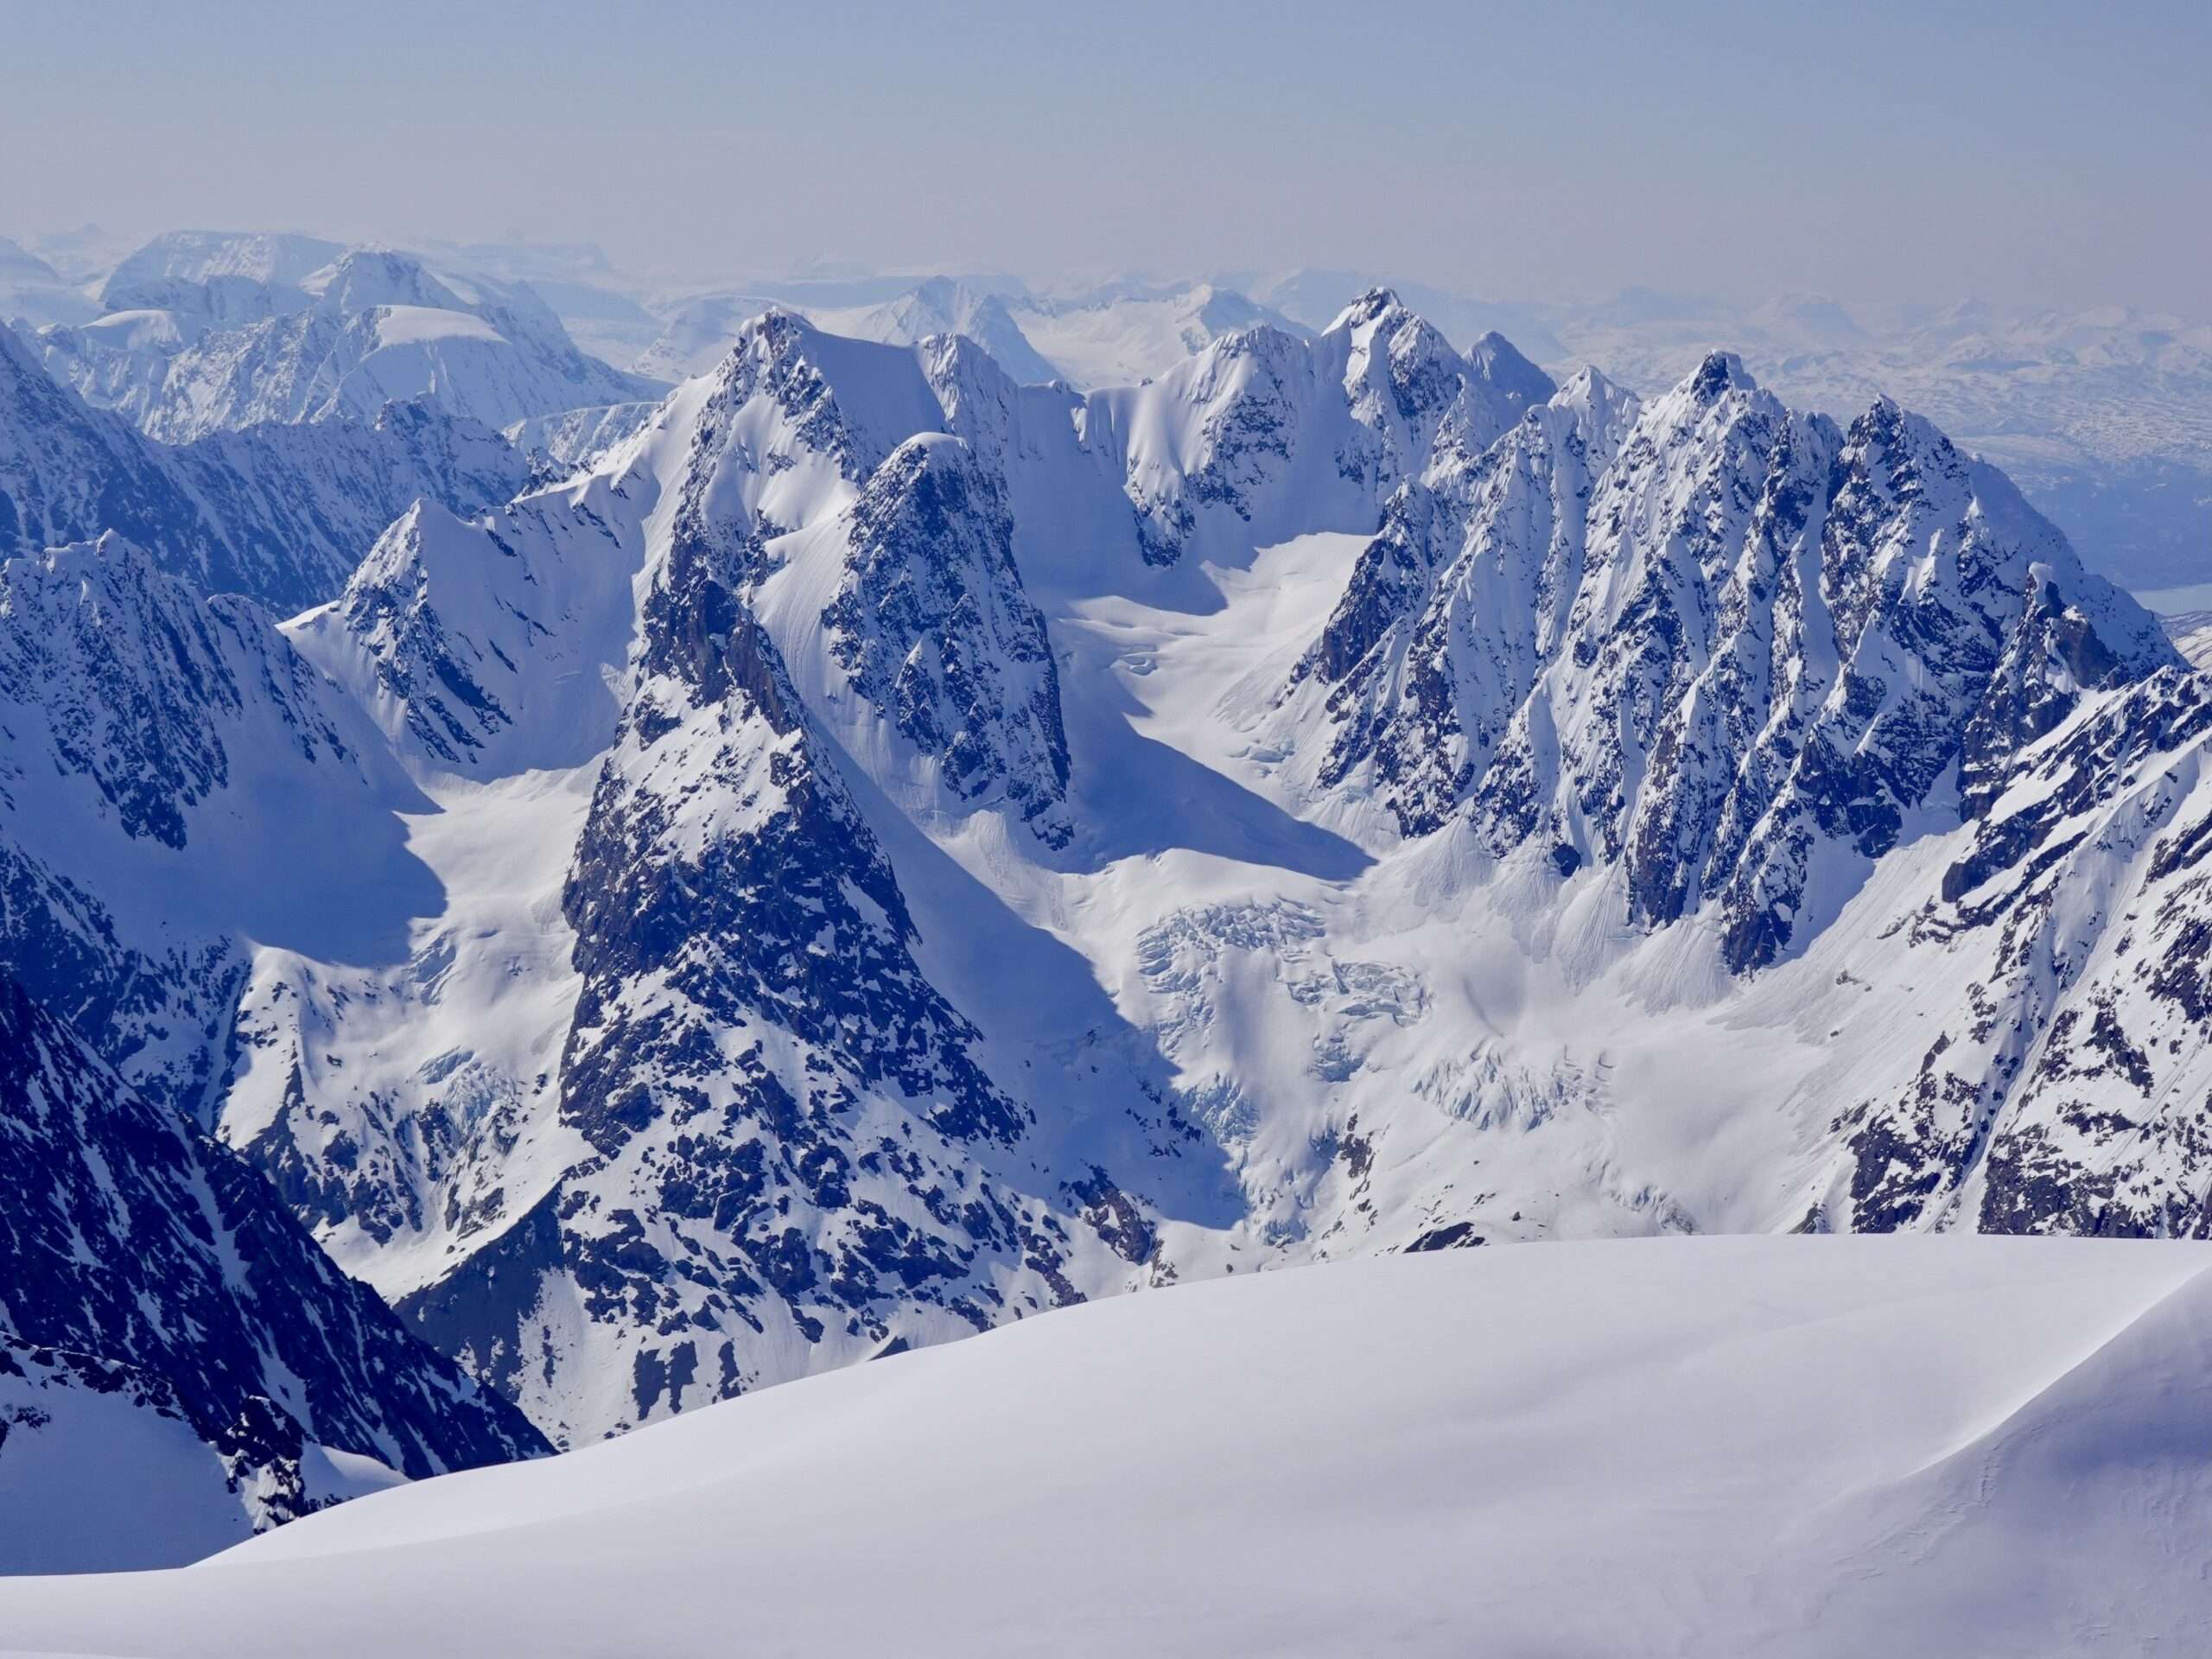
5,1238 -> 2211,1655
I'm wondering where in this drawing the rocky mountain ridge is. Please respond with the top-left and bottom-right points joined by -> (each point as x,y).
0,321 -> 526,610
0,969 -> 546,1570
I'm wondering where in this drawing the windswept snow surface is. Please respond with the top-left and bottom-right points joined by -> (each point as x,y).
5,1238 -> 2212,1656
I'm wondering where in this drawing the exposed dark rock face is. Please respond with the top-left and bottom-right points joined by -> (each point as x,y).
826,434 -> 1071,847
1836,666 -> 2212,1234
0,532 -> 397,1117
383,359 -> 1113,1438
1312,358 -> 2172,974
1306,366 -> 1637,836
0,970 -> 547,1541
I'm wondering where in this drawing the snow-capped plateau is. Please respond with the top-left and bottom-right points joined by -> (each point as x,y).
6,1237 -> 2211,1656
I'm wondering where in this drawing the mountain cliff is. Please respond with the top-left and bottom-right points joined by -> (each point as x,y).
0,969 -> 546,1570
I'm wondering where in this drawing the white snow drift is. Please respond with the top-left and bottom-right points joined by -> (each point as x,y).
4,1237 -> 2211,1656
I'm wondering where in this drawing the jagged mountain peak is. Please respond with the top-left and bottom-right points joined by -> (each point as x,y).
1621,348 -> 1788,467
1101,292 -> 1555,567
1326,285 -> 1408,332
695,307 -> 950,490
1183,315 -> 1317,378
1685,347 -> 1758,400
823,429 -> 1074,848
1297,327 -> 2177,965
1840,388 -> 1943,462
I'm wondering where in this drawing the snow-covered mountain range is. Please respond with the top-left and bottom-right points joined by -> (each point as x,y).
1244,272 -> 2212,594
23,232 -> 660,448
11,232 -> 2206,600
610,268 -> 2212,597
7,270 -> 2212,1503
0,321 -> 525,610
630,275 -> 1308,394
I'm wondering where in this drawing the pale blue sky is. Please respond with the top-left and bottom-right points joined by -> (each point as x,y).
3,0 -> 2206,309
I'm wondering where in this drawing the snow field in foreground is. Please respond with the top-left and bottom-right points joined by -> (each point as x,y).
4,1235 -> 2211,1657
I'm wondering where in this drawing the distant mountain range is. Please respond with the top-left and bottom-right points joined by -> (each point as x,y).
9,232 -> 2203,590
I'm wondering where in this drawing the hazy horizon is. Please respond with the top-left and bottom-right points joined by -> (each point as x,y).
6,0 -> 2208,315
